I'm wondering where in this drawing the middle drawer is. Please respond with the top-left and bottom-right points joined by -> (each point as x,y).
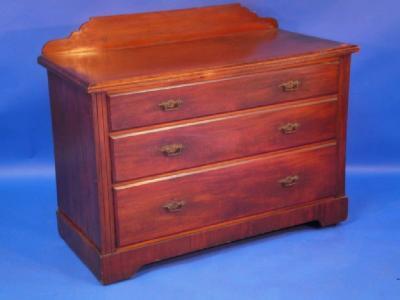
110,97 -> 337,182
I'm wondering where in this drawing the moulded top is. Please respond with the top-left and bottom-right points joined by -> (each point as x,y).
38,3 -> 359,93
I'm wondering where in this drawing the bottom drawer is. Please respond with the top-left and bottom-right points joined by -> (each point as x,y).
115,142 -> 337,246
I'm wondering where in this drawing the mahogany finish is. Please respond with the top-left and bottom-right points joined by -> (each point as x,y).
108,63 -> 339,130
111,97 -> 337,181
47,73 -> 103,247
115,143 -> 337,246
38,4 -> 359,284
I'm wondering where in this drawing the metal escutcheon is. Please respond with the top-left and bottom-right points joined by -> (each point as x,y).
163,200 -> 186,212
278,175 -> 299,188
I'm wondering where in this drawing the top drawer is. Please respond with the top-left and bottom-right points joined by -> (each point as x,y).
108,62 -> 339,131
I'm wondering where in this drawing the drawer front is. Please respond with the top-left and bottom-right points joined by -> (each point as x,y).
108,62 -> 338,131
115,143 -> 337,246
111,98 -> 337,182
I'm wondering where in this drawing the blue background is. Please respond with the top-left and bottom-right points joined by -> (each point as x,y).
0,0 -> 399,299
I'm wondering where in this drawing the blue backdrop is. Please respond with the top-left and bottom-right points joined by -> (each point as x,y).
1,1 -> 399,299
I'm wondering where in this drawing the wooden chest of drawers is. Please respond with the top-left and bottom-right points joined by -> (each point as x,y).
38,4 -> 359,284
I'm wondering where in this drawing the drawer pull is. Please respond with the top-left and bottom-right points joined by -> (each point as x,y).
279,80 -> 301,92
159,99 -> 183,111
278,175 -> 299,188
160,143 -> 184,156
163,200 -> 186,212
279,122 -> 300,134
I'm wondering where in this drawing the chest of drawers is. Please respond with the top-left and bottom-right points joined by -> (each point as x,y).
38,4 -> 359,284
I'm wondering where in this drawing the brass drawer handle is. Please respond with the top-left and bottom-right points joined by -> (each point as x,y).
279,175 -> 299,188
279,122 -> 299,134
160,143 -> 184,156
159,99 -> 183,111
279,80 -> 301,92
163,200 -> 186,213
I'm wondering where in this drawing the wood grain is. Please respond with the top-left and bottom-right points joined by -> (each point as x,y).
336,55 -> 352,196
91,92 -> 116,253
111,97 -> 337,182
42,4 -> 277,54
37,3 -> 358,93
39,29 -> 357,93
58,195 -> 348,284
115,142 -> 337,246
38,3 -> 358,284
47,72 -> 103,248
108,62 -> 339,130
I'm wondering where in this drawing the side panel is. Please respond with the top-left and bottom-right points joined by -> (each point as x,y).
47,72 -> 106,249
336,55 -> 352,196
